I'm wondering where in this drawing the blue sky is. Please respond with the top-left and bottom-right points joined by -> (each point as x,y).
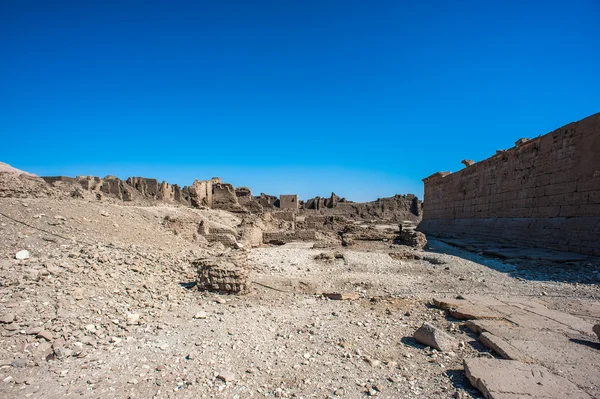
1,1 -> 599,201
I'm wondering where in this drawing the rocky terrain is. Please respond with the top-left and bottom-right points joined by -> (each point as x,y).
1,163 -> 599,399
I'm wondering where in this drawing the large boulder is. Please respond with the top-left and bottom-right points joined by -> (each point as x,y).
399,228 -> 427,249
413,322 -> 457,351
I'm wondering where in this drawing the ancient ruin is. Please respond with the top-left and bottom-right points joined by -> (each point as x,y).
419,112 -> 600,256
1,113 -> 599,399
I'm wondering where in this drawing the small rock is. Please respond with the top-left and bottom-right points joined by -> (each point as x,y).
26,326 -> 43,335
193,311 -> 208,319
413,322 -> 457,352
15,250 -> 30,260
126,313 -> 140,325
365,357 -> 381,367
593,324 -> 600,341
73,288 -> 84,300
0,313 -> 15,324
110,336 -> 122,344
37,330 -> 53,341
323,292 -> 361,301
54,347 -> 74,359
217,371 -> 235,382
11,358 -> 28,368
4,323 -> 19,331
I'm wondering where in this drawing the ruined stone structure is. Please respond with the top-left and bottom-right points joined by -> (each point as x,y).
419,113 -> 600,256
41,173 -> 422,222
193,256 -> 249,294
257,193 -> 279,209
262,230 -> 318,244
304,193 -> 342,210
189,178 -> 220,208
300,193 -> 422,222
279,194 -> 299,210
235,187 -> 253,204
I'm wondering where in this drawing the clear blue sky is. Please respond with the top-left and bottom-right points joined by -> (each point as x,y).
1,1 -> 599,201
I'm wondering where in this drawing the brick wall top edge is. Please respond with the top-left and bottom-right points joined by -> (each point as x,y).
422,112 -> 600,183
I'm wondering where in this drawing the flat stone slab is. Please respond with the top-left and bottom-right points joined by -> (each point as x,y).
478,332 -> 532,363
464,358 -> 592,399
435,295 -> 600,397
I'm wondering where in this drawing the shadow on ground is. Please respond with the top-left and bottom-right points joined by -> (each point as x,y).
426,238 -> 600,285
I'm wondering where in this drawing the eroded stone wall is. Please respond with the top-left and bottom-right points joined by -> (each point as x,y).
419,113 -> 600,255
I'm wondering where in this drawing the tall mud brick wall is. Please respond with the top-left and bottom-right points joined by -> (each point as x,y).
418,113 -> 600,256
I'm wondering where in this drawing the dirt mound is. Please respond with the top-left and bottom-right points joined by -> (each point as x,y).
0,162 -> 53,199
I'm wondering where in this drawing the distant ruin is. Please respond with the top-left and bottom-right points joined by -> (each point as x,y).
41,175 -> 422,223
418,112 -> 600,256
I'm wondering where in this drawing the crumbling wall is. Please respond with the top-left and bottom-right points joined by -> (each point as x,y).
235,187 -> 253,204
263,230 -> 317,244
419,113 -> 600,255
212,182 -> 246,212
257,193 -> 279,209
189,178 -> 220,208
279,194 -> 299,210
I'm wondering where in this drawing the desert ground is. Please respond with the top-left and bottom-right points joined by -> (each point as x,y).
1,167 -> 599,399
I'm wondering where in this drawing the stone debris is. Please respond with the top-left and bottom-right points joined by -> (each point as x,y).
217,371 -> 235,382
15,249 -> 30,260
193,311 -> 208,319
36,330 -> 53,342
594,324 -> 600,341
413,322 -> 457,352
0,313 -> 15,324
323,292 -> 361,301
126,313 -> 140,325
11,358 -> 28,368
399,229 -> 427,249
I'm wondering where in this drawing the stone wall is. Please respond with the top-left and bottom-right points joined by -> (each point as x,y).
419,112 -> 600,255
280,194 -> 299,209
262,230 -> 317,244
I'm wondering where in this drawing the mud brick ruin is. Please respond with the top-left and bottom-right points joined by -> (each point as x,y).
419,112 -> 600,256
279,194 -> 299,210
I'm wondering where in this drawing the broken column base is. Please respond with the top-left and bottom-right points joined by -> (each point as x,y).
193,257 -> 249,294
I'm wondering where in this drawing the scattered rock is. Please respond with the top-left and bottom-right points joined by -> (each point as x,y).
323,292 -> 361,301
26,326 -> 43,335
413,322 -> 457,352
0,313 -> 15,324
217,371 -> 235,382
11,358 -> 28,368
15,250 -> 30,260
37,330 -> 54,341
193,311 -> 208,319
126,313 -> 140,325
399,229 -> 427,249
4,323 -> 19,331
